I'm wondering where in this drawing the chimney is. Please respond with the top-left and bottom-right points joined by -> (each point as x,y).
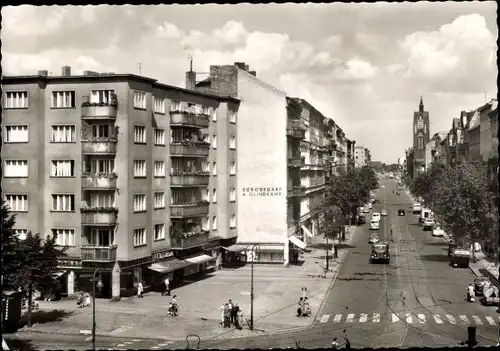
38,70 -> 48,77
185,71 -> 196,90
234,62 -> 246,70
62,66 -> 71,76
249,70 -> 257,77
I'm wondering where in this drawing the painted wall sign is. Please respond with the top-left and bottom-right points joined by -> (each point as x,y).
152,250 -> 174,261
241,187 -> 283,197
57,259 -> 82,268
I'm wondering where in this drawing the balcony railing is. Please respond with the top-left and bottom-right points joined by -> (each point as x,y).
170,143 -> 210,157
170,202 -> 209,218
81,173 -> 117,189
286,129 -> 306,139
81,207 -> 118,225
81,104 -> 117,120
287,186 -> 306,197
288,156 -> 305,168
170,111 -> 210,128
170,173 -> 210,187
170,231 -> 210,249
81,245 -> 117,262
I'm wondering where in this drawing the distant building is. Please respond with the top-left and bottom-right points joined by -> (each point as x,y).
354,146 -> 366,168
411,97 -> 430,178
424,131 -> 447,171
364,148 -> 371,165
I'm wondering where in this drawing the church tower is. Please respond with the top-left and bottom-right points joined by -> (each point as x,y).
412,97 -> 430,177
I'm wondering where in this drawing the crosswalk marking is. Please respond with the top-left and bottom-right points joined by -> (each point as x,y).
346,313 -> 355,323
333,314 -> 342,323
124,342 -> 133,345
472,316 -> 483,325
359,313 -> 368,323
373,313 -> 380,323
417,314 -> 426,323
406,313 -> 413,324
433,315 -> 443,324
485,316 -> 496,325
459,315 -> 470,324
320,314 -> 330,323
116,345 -> 125,348
446,315 -> 456,324
150,347 -> 160,350
392,313 -> 400,323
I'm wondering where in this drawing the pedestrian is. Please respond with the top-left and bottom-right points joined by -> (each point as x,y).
331,337 -> 339,349
233,303 -> 242,329
228,299 -> 234,325
137,281 -> 144,298
219,303 -> 226,326
302,297 -> 311,317
297,297 -> 303,317
223,303 -> 231,328
162,277 -> 170,296
237,307 -> 244,328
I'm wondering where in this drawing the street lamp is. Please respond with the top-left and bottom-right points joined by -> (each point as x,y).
92,268 -> 103,350
249,244 -> 259,331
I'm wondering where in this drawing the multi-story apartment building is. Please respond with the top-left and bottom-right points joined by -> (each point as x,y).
354,146 -> 366,168
424,132 -> 447,170
2,66 -> 240,299
364,148 -> 371,165
346,139 -> 356,170
488,102 -> 498,180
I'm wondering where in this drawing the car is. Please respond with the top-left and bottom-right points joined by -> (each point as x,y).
398,209 -> 405,216
431,226 -> 445,237
368,203 -> 373,210
422,218 -> 434,231
372,213 -> 381,222
358,215 -> 367,225
363,207 -> 370,213
371,242 -> 390,263
474,277 -> 491,295
381,209 -> 388,216
370,220 -> 380,230
369,234 -> 379,244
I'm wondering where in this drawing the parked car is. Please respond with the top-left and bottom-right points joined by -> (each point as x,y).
363,207 -> 370,213
372,213 -> 381,222
381,209 -> 388,216
474,277 -> 491,296
369,234 -> 379,244
422,218 -> 434,231
370,220 -> 380,230
398,209 -> 405,216
431,226 -> 445,237
358,215 -> 367,225
368,203 -> 373,210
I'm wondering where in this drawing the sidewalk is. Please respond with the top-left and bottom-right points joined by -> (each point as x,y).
17,227 -> 358,341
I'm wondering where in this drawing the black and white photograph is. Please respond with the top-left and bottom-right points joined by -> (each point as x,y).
1,2 -> 498,349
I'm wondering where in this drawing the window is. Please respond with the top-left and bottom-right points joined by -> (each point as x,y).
154,192 -> 165,209
230,188 -> 236,202
90,193 -> 115,207
212,189 -> 217,203
91,125 -> 110,138
229,111 -> 236,124
134,194 -> 147,212
90,159 -> 114,173
154,129 -> 165,145
51,91 -> 75,108
5,125 -> 29,143
4,160 -> 28,177
5,91 -> 28,108
202,188 -> 209,201
90,229 -> 114,246
230,214 -> 236,228
203,217 -> 210,231
52,229 -> 75,246
133,228 -> 146,247
51,125 -> 76,143
154,224 -> 165,240
212,216 -> 218,230
52,194 -> 75,212
134,160 -> 146,177
417,136 -> 424,149
154,161 -> 165,177
171,100 -> 183,112
212,108 -> 217,122
6,195 -> 28,212
229,136 -> 236,150
14,229 -> 28,240
230,162 -> 236,175
90,90 -> 115,104
202,105 -> 210,115
212,162 -> 217,176
134,91 -> 147,109
134,126 -> 146,143
51,160 -> 75,177
153,97 -> 166,113
212,135 -> 217,149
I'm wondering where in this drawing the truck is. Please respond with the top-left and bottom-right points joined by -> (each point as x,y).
412,202 -> 422,214
480,285 -> 499,306
450,249 -> 470,268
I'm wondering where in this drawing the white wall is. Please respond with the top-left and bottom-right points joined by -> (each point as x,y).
236,71 -> 288,245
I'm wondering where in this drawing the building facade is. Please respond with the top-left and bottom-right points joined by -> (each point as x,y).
2,67 -> 239,299
354,146 -> 366,168
411,97 -> 430,178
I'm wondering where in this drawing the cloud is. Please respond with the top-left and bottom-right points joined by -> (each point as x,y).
156,21 -> 182,39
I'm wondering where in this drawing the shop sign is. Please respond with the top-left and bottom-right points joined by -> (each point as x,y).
152,250 -> 174,261
58,259 -> 82,269
241,187 -> 283,197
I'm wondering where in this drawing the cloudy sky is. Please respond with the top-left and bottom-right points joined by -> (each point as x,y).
2,3 -> 497,163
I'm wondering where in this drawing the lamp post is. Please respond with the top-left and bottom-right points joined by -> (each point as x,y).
92,268 -> 103,350
249,244 -> 259,331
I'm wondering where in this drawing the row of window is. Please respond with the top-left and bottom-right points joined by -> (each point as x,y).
133,160 -> 236,177
4,90 -> 237,124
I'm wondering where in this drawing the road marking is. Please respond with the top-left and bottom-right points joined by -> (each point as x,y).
433,315 -> 443,324
406,313 -> 413,324
459,315 -> 470,324
158,343 -> 171,347
320,314 -> 330,323
392,313 -> 400,323
346,313 -> 355,323
417,314 -> 426,323
359,313 -> 368,323
133,339 -> 141,342
116,345 -> 125,347
471,316 -> 483,325
333,314 -> 342,323
373,313 -> 380,323
485,316 -> 496,325
150,346 -> 160,350
446,315 -> 456,324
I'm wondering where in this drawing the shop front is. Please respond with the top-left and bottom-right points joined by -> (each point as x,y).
203,238 -> 221,271
240,244 -> 285,264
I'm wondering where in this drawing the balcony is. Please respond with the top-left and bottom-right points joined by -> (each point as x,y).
288,156 -> 305,168
81,104 -> 117,120
82,140 -> 117,155
170,111 -> 210,128
170,202 -> 209,218
170,231 -> 210,249
81,245 -> 117,262
170,172 -> 210,187
170,143 -> 210,157
329,140 -> 337,151
81,207 -> 118,225
287,186 -> 306,197
81,173 -> 117,189
286,120 -> 306,139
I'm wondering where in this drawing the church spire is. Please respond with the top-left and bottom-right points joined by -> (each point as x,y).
419,96 -> 424,113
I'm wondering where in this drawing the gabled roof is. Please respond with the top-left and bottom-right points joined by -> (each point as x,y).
468,110 -> 481,130
452,118 -> 460,130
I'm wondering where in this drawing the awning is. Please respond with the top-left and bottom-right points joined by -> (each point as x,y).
301,225 -> 314,238
184,253 -> 214,265
52,270 -> 68,279
148,258 -> 192,274
222,244 -> 247,253
288,235 -> 306,250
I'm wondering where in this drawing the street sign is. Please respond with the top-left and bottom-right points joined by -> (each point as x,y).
85,336 -> 92,342
241,291 -> 250,295
80,329 -> 91,335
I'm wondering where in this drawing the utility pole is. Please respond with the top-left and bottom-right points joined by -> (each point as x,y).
325,235 -> 329,272
249,244 -> 258,331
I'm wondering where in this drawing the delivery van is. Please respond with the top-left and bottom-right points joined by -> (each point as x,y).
412,202 -> 422,214
419,208 -> 433,223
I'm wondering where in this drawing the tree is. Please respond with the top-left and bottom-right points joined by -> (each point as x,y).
359,166 -> 379,192
411,163 -> 446,205
430,162 -> 495,247
1,200 -> 22,291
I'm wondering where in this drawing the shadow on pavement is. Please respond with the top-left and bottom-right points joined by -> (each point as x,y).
175,272 -> 216,288
419,254 -> 451,263
4,338 -> 37,351
19,309 -> 74,327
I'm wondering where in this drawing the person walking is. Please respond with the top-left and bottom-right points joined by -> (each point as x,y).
219,303 -> 226,326
137,281 -> 144,298
228,299 -> 235,326
223,303 -> 231,328
162,277 -> 170,296
233,303 -> 242,329
302,297 -> 311,317
297,297 -> 304,317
